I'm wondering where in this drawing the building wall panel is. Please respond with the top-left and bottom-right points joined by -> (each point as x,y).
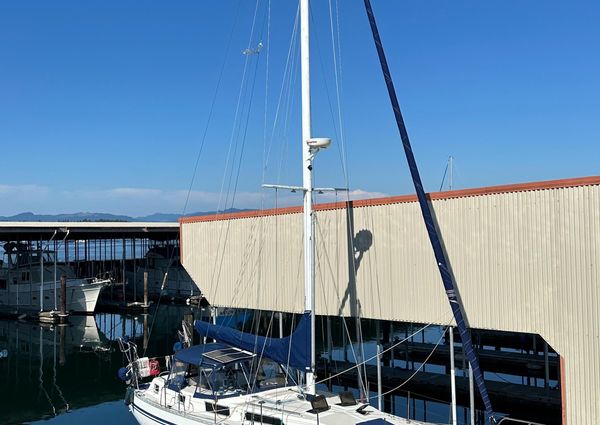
181,177 -> 600,424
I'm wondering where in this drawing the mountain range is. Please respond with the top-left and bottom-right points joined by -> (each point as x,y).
0,209 -> 249,223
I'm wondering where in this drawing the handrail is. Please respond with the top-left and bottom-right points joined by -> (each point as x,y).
497,418 -> 546,425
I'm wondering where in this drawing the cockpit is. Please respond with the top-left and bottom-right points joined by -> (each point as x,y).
167,343 -> 289,398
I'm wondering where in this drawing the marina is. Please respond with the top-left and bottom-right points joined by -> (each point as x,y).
0,221 -> 197,319
0,207 -> 578,425
1,1 -> 598,424
0,305 -> 566,425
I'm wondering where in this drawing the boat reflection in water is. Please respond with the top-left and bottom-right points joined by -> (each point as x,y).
0,316 -> 111,424
0,305 -> 202,425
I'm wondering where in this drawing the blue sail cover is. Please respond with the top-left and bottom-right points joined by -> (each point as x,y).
195,312 -> 310,371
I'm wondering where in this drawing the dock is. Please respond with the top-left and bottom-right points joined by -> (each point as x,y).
0,221 -> 184,319
384,341 -> 559,380
317,359 -> 561,423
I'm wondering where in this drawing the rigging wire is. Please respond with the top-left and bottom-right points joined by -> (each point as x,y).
263,5 -> 300,180
370,320 -> 451,399
309,10 -> 345,178
215,0 -> 262,215
314,313 -> 453,389
207,0 -> 264,306
276,42 -> 300,184
207,3 -> 300,317
439,159 -> 450,192
182,0 -> 244,216
204,1 -> 272,340
309,0 -> 376,396
313,214 -> 368,396
315,320 -> 437,385
327,0 -> 349,185
143,0 -> 244,355
315,0 -> 381,399
261,0 -> 272,185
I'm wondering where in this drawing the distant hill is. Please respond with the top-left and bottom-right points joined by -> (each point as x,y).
0,209 -> 250,223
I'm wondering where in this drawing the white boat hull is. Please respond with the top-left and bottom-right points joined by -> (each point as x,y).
0,278 -> 108,313
131,395 -> 211,425
129,383 -> 428,425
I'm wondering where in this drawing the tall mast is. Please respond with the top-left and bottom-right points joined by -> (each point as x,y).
300,0 -> 316,394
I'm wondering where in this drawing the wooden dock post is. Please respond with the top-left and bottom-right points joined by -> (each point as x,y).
60,275 -> 66,315
143,313 -> 148,351
122,238 -> 126,302
143,271 -> 149,307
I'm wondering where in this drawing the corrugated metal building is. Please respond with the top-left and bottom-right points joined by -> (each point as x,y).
181,176 -> 600,424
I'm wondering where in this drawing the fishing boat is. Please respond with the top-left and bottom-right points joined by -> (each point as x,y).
119,0 -> 499,423
0,242 -> 111,313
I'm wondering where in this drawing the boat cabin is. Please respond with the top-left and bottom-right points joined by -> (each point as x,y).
163,343 -> 290,399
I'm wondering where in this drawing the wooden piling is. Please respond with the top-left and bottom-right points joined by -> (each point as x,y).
144,271 -> 149,307
60,275 -> 66,315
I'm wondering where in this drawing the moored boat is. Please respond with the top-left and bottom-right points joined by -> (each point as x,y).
0,242 -> 111,313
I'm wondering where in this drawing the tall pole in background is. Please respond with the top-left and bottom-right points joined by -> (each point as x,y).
469,362 -> 475,425
449,326 -> 457,425
449,155 -> 454,190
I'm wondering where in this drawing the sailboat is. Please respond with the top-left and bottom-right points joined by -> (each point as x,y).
118,2 -> 434,425
120,1 -> 497,424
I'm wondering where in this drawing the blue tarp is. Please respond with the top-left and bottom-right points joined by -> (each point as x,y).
194,312 -> 311,370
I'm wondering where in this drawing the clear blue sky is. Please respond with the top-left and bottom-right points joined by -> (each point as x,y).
1,1 -> 598,216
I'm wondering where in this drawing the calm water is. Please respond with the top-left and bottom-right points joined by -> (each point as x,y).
0,305 -> 193,425
0,306 -> 458,425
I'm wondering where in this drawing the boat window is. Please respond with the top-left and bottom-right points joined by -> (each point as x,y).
21,272 -> 30,282
206,402 -> 230,416
192,367 -> 214,391
254,358 -> 288,388
212,362 -> 251,394
194,361 -> 252,396
245,412 -> 284,425
0,279 -> 6,290
166,361 -> 188,390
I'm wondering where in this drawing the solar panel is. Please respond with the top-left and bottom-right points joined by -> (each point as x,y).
202,347 -> 255,364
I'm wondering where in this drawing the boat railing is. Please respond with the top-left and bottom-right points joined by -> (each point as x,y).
497,418 -> 546,425
80,275 -> 113,285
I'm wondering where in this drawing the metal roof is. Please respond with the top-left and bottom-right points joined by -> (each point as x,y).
0,221 -> 179,241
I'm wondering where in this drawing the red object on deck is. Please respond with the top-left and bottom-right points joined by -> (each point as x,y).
149,359 -> 160,376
